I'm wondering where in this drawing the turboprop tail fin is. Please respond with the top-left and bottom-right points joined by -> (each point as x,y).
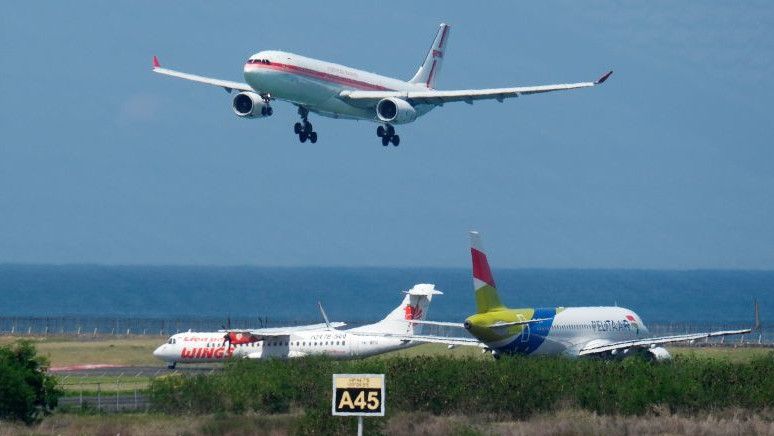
353,284 -> 442,335
409,23 -> 450,89
470,231 -> 504,313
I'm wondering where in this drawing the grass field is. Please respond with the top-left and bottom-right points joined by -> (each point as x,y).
0,335 -> 162,367
0,409 -> 771,435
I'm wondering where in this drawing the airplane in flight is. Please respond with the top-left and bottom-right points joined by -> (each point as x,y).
152,284 -> 441,368
152,23 -> 613,146
365,232 -> 751,360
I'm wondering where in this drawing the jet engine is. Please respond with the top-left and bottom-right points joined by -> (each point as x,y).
232,92 -> 272,118
376,98 -> 417,124
647,346 -> 672,361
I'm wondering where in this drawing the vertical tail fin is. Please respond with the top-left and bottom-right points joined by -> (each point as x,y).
354,284 -> 442,335
409,23 -> 450,89
470,231 -> 504,313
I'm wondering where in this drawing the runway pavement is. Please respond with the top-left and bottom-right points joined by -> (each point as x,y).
50,364 -> 221,377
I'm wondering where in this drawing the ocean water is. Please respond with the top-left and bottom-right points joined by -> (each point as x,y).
0,265 -> 771,325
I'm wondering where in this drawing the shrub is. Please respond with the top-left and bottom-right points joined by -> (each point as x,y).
0,340 -> 63,424
149,353 -> 774,418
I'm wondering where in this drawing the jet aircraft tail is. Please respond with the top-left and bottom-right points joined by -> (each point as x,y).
409,23 -> 450,89
470,231 -> 505,313
353,284 -> 442,335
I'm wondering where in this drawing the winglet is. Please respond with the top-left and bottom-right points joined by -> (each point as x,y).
152,55 -> 161,69
595,70 -> 613,85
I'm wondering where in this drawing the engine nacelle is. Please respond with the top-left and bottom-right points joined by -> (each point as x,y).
232,92 -> 271,118
647,346 -> 672,361
376,98 -> 417,124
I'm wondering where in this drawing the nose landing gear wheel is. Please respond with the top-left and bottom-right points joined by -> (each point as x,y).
309,132 -> 318,144
381,136 -> 390,146
391,135 -> 400,146
299,131 -> 308,143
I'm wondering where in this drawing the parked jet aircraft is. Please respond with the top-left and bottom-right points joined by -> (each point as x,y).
366,232 -> 750,360
152,23 -> 612,146
152,284 -> 441,368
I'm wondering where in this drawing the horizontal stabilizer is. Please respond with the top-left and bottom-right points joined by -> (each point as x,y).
405,283 -> 444,296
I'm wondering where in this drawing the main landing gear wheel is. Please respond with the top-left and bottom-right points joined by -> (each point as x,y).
376,124 -> 399,146
294,106 -> 318,143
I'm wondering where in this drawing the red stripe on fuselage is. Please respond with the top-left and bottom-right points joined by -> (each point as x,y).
471,248 -> 495,287
245,62 -> 393,91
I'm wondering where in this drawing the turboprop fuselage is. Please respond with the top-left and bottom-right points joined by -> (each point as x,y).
152,329 -> 414,364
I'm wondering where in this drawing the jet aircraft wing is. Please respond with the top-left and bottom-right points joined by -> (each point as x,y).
409,317 -> 551,329
340,71 -> 612,106
577,328 -> 751,356
152,56 -> 253,94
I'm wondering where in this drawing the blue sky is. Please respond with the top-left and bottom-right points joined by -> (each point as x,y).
1,1 -> 772,268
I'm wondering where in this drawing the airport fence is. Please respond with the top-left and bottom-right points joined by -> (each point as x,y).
0,315 -> 770,344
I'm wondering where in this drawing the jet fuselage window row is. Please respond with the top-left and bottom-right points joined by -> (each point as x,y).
248,59 -> 272,64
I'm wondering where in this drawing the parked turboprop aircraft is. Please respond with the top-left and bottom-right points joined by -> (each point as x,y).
152,284 -> 441,368
366,232 -> 750,360
152,23 -> 612,146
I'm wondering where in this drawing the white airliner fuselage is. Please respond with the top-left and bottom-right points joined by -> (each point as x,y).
243,50 -> 435,123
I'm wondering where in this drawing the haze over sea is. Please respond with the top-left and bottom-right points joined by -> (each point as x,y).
1,265 -> 770,325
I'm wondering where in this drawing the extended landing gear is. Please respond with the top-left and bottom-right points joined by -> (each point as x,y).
376,124 -> 400,146
167,362 -> 176,370
294,107 -> 317,143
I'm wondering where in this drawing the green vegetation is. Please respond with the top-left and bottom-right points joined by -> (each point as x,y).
148,353 -> 774,433
0,341 -> 63,424
1,409 -> 769,436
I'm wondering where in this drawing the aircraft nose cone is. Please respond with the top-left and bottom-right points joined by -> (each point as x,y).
153,345 -> 165,359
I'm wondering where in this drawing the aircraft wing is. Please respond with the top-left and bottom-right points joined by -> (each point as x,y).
152,56 -> 253,94
219,322 -> 346,336
577,328 -> 751,356
348,330 -> 482,347
341,71 -> 612,106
